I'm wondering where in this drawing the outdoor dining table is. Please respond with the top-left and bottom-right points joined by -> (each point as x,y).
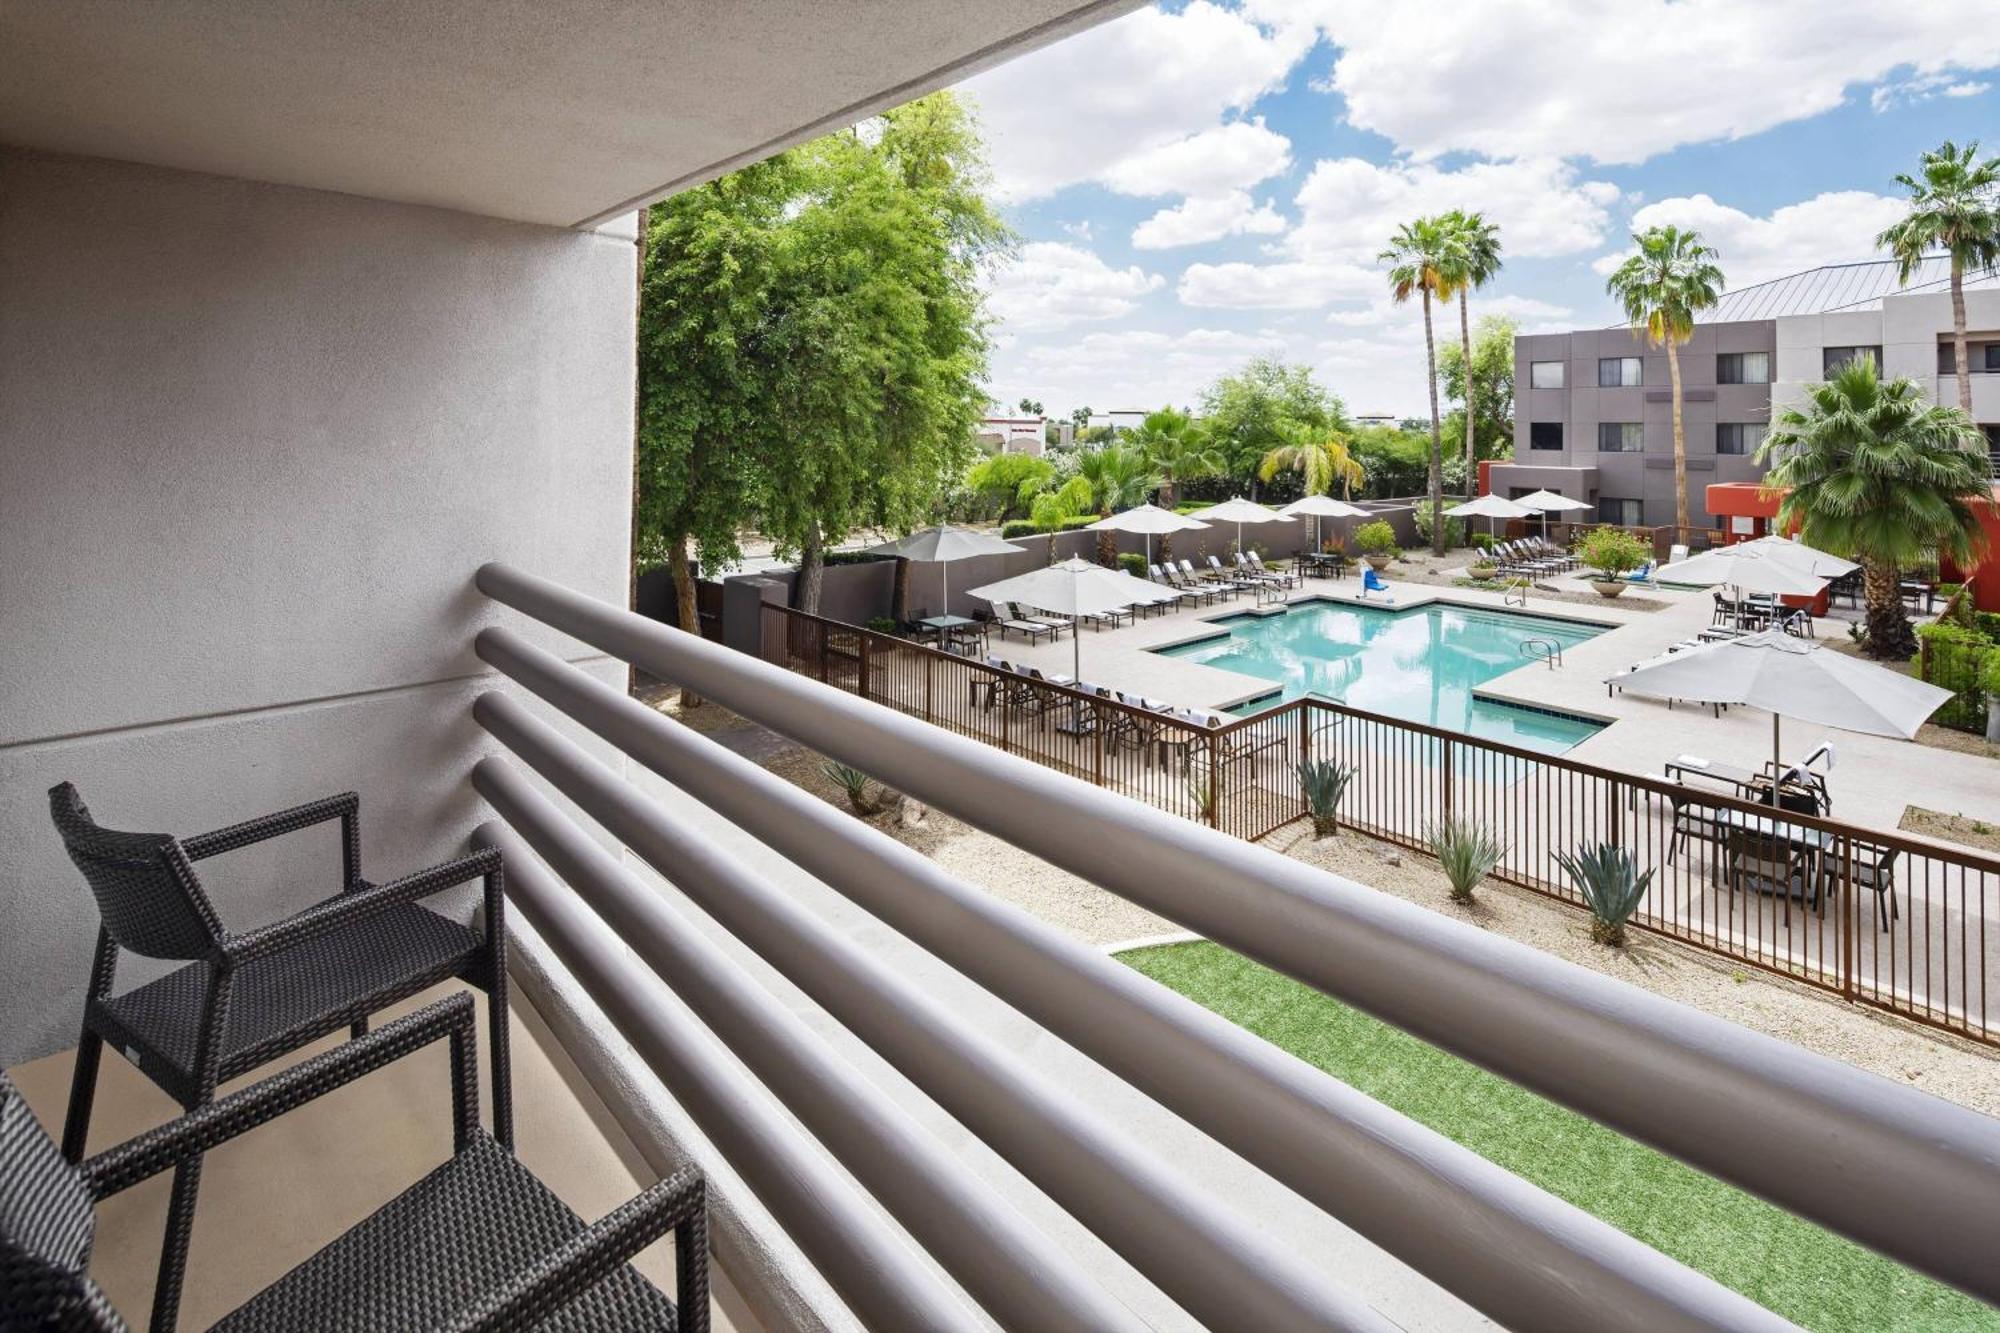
917,613 -> 980,654
1298,551 -> 1350,579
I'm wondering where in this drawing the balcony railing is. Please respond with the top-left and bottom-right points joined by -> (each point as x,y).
473,562 -> 2000,1330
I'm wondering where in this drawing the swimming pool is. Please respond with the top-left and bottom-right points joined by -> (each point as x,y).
1154,599 -> 1609,753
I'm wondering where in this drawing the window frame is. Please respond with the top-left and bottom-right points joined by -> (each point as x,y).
1717,351 -> 1771,385
1716,422 -> 1766,456
1529,360 -> 1566,390
1528,421 -> 1565,451
1821,345 -> 1882,377
1597,356 -> 1642,388
1596,497 -> 1643,526
1596,421 -> 1644,453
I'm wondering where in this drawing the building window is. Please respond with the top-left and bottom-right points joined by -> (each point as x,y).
1598,357 -> 1642,387
1716,423 -> 1766,455
1716,351 -> 1770,385
1597,422 -> 1644,452
1529,360 -> 1565,389
1529,421 -> 1564,451
1987,344 -> 2000,372
1822,345 -> 1881,376
1597,498 -> 1643,526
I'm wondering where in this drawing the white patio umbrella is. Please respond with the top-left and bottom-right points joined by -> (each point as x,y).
967,557 -> 1176,681
1514,488 -> 1592,540
1085,503 -> 1210,569
1729,534 -> 1859,579
1278,494 -> 1371,553
1610,629 -> 1953,805
868,524 -> 1021,615
1655,546 -> 1830,624
1444,493 -> 1536,546
1185,496 -> 1293,556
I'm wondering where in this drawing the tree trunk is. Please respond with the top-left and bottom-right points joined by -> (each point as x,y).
1157,532 -> 1174,564
668,532 -> 703,708
1950,257 -> 1972,416
892,556 -> 911,623
1096,520 -> 1117,568
795,523 -> 825,615
1666,338 -> 1689,532
1422,288 -> 1444,555
1459,286 -> 1476,486
1861,557 -> 1917,660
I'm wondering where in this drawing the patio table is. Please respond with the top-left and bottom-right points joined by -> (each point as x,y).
918,613 -> 981,656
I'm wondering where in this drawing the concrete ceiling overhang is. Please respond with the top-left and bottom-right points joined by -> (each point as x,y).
0,0 -> 1140,228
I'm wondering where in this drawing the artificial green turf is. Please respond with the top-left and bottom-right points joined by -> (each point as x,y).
1120,940 -> 1997,1333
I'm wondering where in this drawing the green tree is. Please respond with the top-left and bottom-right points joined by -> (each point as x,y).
1382,216 -> 1455,553
1758,363 -> 1992,659
1876,140 -> 2000,416
1437,315 -> 1519,465
1017,396 -> 1044,415
1076,443 -> 1162,564
1437,210 -> 1504,482
1071,404 -> 1094,429
964,452 -> 1054,520
1605,225 -> 1724,531
1129,406 -> 1221,508
1345,424 -> 1431,498
1200,357 -> 1342,493
1258,423 -> 1363,499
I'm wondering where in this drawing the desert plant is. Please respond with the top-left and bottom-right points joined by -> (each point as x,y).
1297,758 -> 1357,837
1425,816 -> 1506,902
1185,766 -> 1218,823
822,760 -> 884,816
1577,527 -> 1649,579
1117,552 -> 1148,577
1553,843 -> 1654,947
1354,520 -> 1399,560
1411,501 -> 1467,550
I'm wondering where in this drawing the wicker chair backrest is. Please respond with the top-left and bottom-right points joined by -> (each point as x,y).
0,1073 -> 119,1331
49,783 -> 222,962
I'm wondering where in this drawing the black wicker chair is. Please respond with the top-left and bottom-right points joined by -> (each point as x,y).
48,782 -> 514,1333
0,996 -> 708,1333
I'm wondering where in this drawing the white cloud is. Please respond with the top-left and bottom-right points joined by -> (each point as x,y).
1058,219 -> 1094,242
983,242 -> 1165,334
1133,191 -> 1287,249
957,2 -> 1311,201
1591,190 -> 1908,288
1871,70 -> 1995,112
1284,156 -> 1621,261
1247,0 -> 2000,164
1177,258 -> 1381,309
1101,118 -> 1294,198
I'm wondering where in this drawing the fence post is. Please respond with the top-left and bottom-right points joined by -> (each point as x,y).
1441,737 -> 1454,821
858,633 -> 871,702
1093,707 -> 1105,786
1297,704 -> 1312,821
1838,833 -> 1856,1004
1206,731 -> 1221,830
818,621 -> 829,684
924,651 -> 933,722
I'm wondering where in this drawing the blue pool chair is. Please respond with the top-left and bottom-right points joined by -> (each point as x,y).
1360,567 -> 1392,601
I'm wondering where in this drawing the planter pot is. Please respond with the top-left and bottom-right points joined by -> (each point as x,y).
1590,579 -> 1629,599
1364,555 -> 1394,572
1468,565 -> 1498,581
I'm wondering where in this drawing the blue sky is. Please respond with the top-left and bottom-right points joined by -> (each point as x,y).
953,0 -> 2000,418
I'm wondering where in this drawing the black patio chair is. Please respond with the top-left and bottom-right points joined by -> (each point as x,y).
0,996 -> 708,1333
48,782 -> 514,1333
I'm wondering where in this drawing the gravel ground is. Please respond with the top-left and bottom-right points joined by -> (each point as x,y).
642,690 -> 2000,1119
1900,806 -> 2000,855
1382,554 -> 1677,612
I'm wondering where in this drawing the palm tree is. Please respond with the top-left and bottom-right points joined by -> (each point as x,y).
1877,140 -> 2000,416
1076,443 -> 1163,566
1605,226 -> 1724,532
1758,363 -> 1990,659
1258,423 -> 1363,498
1382,216 -> 1456,553
1438,210 -> 1504,484
1129,407 -> 1221,509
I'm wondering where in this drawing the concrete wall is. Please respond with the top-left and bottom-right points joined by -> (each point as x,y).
0,149 -> 636,1064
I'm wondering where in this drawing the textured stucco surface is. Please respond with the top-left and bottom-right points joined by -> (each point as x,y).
0,149 -> 636,1064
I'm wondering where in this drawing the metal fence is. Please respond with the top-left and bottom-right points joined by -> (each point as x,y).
769,603 -> 1998,1048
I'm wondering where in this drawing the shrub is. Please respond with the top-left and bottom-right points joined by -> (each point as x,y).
1577,527 -> 1649,578
1412,502 -> 1466,550
866,616 -> 897,635
1297,758 -> 1357,837
1000,519 -> 1038,539
1553,843 -> 1654,947
1424,817 -> 1506,902
1469,531 -> 1497,552
821,761 -> 885,817
1117,552 -> 1148,577
1353,520 -> 1399,559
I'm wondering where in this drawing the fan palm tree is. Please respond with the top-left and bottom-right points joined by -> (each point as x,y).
1438,210 -> 1504,484
1876,140 -> 2000,416
1605,226 -> 1724,532
1076,443 -> 1163,566
1382,215 -> 1456,553
1129,407 -> 1221,509
1757,363 -> 1990,659
1258,423 -> 1363,499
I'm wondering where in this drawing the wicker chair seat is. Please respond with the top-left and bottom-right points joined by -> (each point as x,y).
93,903 -> 477,1103
211,1136 -> 680,1333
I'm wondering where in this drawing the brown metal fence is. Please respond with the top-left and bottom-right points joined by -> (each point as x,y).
765,603 -> 1998,1047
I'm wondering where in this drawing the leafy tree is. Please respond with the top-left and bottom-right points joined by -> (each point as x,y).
1877,140 -> 2000,415
1758,364 -> 1991,659
1129,406 -> 1221,508
1200,357 -> 1343,492
1076,443 -> 1162,564
1017,396 -> 1045,416
1605,225 -> 1724,531
965,452 -> 1054,520
1258,422 -> 1362,499
1437,210 -> 1504,482
1071,404 -> 1094,429
1437,314 -> 1518,465
1382,216 -> 1455,553
1346,425 -> 1431,498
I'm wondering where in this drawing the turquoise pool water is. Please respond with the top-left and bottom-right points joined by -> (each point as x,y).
1155,600 -> 1608,753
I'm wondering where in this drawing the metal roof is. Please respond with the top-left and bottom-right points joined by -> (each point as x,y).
1697,255 -> 2000,324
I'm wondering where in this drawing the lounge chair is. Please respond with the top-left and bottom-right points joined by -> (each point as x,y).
1154,563 -> 1219,605
1244,552 -> 1302,588
1229,553 -> 1289,589
1188,558 -> 1252,596
991,601 -> 1059,643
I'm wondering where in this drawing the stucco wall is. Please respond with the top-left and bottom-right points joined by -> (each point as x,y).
0,149 -> 637,1064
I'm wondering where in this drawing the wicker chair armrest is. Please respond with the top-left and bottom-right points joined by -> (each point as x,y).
220,847 -> 502,966
81,994 -> 478,1200
438,1170 -> 707,1333
181,791 -> 360,860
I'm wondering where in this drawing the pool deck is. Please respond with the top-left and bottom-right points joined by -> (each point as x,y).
980,568 -> 2000,845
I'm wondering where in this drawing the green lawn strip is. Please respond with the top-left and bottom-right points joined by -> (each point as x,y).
1120,941 -> 1995,1333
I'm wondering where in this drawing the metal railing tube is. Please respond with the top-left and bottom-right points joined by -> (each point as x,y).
467,819 -> 979,1333
473,696 -> 1392,1333
475,623 -> 1791,1332
476,561 -> 2000,1303
469,760 -> 1139,1333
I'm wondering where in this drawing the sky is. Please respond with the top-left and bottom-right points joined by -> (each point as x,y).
954,0 -> 2000,420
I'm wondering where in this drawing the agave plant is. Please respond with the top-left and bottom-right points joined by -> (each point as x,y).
1185,766 -> 1219,824
821,760 -> 883,817
1424,816 -> 1506,903
1553,843 -> 1655,947
1297,758 -> 1357,838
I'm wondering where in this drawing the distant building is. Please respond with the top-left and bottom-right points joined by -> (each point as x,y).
976,415 -> 1047,455
1351,412 -> 1398,429
1085,410 -> 1148,436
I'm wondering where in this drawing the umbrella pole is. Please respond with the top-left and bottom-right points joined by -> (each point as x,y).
1072,616 -> 1081,682
1771,713 -> 1783,808
942,564 -> 949,619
